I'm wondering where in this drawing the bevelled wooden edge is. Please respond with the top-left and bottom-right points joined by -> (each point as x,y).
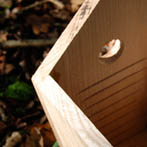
33,75 -> 112,147
32,0 -> 112,146
33,0 -> 101,81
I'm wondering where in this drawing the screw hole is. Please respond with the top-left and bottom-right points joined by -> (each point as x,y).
99,39 -> 122,63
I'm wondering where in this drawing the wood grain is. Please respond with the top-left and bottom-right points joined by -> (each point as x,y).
32,1 -> 113,146
33,0 -> 101,81
32,0 -> 147,146
32,75 -> 112,147
117,130 -> 147,147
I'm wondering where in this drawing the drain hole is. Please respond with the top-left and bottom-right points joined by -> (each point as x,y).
99,39 -> 123,63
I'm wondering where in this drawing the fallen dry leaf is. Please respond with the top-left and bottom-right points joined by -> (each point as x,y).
4,64 -> 14,74
70,0 -> 84,12
25,127 -> 43,147
40,123 -> 56,146
3,132 -> 22,147
49,0 -> 64,10
51,9 -> 71,20
71,0 -> 84,5
26,14 -> 52,35
24,123 -> 56,147
0,106 -> 7,122
0,55 -> 14,75
0,31 -> 8,42
0,55 -> 6,74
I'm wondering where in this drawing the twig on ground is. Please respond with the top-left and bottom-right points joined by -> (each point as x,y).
12,0 -> 64,15
1,39 -> 57,48
0,107 -> 7,122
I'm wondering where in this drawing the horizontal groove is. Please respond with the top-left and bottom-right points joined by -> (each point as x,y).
112,127 -> 145,146
84,75 -> 145,110
85,81 -> 144,119
95,100 -> 136,128
90,86 -> 144,120
100,106 -> 145,136
114,130 -> 146,146
83,67 -> 145,102
94,91 -> 145,128
109,118 -> 146,141
79,58 -> 146,94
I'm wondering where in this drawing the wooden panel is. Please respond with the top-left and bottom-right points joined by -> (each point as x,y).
53,0 -> 147,104
110,121 -> 146,145
89,82 -> 144,122
118,130 -> 147,147
32,0 -> 113,146
32,0 -> 147,146
82,67 -> 146,112
51,0 -> 147,145
79,59 -> 146,102
32,75 -> 112,147
95,88 -> 145,129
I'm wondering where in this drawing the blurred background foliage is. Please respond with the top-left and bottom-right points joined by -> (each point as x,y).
0,0 -> 83,146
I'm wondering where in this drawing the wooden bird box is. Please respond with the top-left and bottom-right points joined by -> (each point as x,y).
32,0 -> 147,146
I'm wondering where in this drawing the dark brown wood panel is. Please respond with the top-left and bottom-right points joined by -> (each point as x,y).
117,130 -> 147,147
53,0 -> 147,103
110,120 -> 146,145
81,68 -> 146,111
87,82 -> 144,120
52,0 -> 147,145
94,88 -> 145,127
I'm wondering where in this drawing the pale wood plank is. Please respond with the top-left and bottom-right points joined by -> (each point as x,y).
33,0 -> 101,81
32,75 -> 112,147
32,0 -> 113,146
32,0 -> 147,146
48,0 -> 147,145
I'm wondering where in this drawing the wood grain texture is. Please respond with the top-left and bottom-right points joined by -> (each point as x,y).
33,0 -> 101,81
53,0 -> 147,104
32,0 -> 147,146
50,0 -> 147,145
32,75 -> 112,147
117,130 -> 147,147
32,0 -> 112,146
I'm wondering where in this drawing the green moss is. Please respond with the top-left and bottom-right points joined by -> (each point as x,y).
0,92 -> 3,97
52,141 -> 59,147
4,81 -> 34,101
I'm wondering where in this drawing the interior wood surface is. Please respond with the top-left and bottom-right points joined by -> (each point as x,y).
32,0 -> 113,146
117,130 -> 147,147
52,0 -> 147,145
33,75 -> 112,147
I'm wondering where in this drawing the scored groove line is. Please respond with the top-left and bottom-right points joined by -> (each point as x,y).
82,67 -> 146,102
89,86 -> 144,119
79,58 -> 146,94
84,76 -> 145,110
